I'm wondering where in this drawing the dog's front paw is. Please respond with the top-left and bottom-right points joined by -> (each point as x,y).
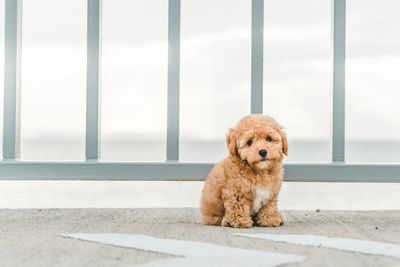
278,211 -> 285,226
221,216 -> 230,227
257,212 -> 284,227
222,216 -> 253,228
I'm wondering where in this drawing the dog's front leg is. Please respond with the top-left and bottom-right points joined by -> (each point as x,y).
221,181 -> 253,228
256,196 -> 284,227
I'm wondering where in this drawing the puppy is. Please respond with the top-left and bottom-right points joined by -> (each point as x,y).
200,114 -> 288,228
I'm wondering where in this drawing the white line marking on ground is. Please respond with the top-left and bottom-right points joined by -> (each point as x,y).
234,233 -> 400,259
61,233 -> 306,267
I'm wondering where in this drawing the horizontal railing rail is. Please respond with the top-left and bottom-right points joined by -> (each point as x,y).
0,162 -> 399,182
1,0 -> 399,182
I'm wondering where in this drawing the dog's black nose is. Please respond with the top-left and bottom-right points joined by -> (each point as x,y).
259,149 -> 267,158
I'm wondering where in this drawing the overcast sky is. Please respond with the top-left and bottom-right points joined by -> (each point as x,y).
0,0 -> 399,159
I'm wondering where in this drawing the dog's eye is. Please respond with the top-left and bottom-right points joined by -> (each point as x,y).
266,136 -> 272,142
247,140 -> 253,146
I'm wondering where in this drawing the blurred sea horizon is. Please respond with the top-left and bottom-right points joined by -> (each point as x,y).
11,137 -> 400,163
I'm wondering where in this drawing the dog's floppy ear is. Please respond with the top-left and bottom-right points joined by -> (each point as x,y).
279,128 -> 288,156
226,128 -> 237,157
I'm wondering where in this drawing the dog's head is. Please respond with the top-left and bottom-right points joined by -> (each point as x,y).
226,114 -> 288,171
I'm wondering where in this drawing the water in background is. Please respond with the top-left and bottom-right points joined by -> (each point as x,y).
18,137 -> 400,163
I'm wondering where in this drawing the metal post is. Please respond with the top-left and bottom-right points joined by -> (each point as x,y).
331,0 -> 346,163
251,0 -> 264,114
3,0 -> 22,160
85,0 -> 102,160
166,0 -> 180,161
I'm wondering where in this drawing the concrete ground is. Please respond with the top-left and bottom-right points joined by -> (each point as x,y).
1,209 -> 400,267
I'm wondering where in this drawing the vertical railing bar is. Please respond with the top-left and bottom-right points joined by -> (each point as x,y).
331,0 -> 346,163
3,0 -> 22,160
166,0 -> 180,161
85,0 -> 102,160
251,0 -> 264,114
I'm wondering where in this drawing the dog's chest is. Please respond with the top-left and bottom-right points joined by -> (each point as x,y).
251,186 -> 271,215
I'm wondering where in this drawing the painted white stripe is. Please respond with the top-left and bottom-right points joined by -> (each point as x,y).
61,233 -> 306,267
234,233 -> 400,259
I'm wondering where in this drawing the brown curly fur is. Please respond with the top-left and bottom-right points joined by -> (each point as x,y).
200,114 -> 288,228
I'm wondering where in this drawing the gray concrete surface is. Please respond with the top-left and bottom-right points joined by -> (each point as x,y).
1,209 -> 400,266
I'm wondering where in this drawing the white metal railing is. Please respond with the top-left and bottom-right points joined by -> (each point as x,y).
1,0 -> 399,181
